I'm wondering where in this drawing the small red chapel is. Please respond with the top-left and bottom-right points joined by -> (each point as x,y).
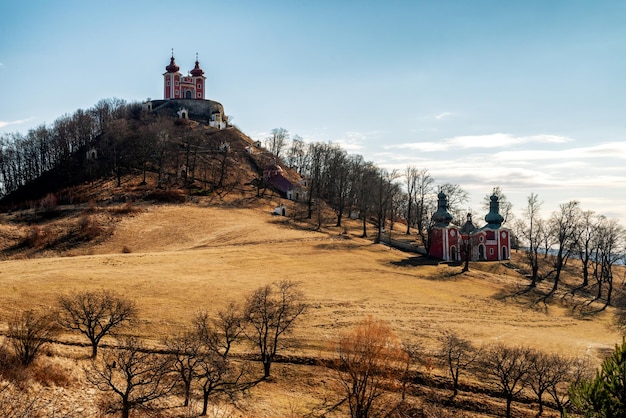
428,192 -> 511,262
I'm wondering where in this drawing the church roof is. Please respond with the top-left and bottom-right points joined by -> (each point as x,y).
460,213 -> 476,234
484,194 -> 505,229
190,55 -> 204,77
165,52 -> 180,73
432,191 -> 453,227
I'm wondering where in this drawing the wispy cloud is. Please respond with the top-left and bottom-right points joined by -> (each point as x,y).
435,112 -> 453,120
493,141 -> 626,162
0,118 -> 34,129
333,130 -> 385,153
0,62 -> 5,68
386,133 -> 574,153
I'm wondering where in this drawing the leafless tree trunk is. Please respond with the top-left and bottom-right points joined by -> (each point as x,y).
87,336 -> 175,418
480,344 -> 531,418
437,330 -> 478,396
243,281 -> 307,378
57,290 -> 137,358
548,201 -> 581,294
515,193 -> 544,287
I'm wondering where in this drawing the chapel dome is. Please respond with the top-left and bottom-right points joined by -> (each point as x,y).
166,56 -> 180,73
484,194 -> 504,228
190,59 -> 204,77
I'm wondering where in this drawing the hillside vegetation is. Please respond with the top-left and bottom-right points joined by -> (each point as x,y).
1,101 -> 625,417
0,190 -> 623,416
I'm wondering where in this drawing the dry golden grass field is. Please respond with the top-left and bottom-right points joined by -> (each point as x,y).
0,195 -> 623,417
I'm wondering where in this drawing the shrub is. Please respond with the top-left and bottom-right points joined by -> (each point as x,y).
28,361 -> 72,387
8,309 -> 58,366
146,189 -> 186,203
78,215 -> 104,241
39,193 -> 58,212
110,201 -> 135,214
24,225 -> 57,248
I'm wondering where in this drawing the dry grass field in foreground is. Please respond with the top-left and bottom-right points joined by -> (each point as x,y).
0,201 -> 623,417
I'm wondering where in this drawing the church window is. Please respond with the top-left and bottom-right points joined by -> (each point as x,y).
197,92 -> 201,98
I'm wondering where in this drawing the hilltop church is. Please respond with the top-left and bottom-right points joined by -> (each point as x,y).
428,192 -> 511,262
144,51 -> 227,129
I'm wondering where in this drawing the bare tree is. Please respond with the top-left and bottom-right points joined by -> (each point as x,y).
400,339 -> 421,402
404,165 -> 419,235
57,290 -> 137,358
575,210 -> 597,288
87,336 -> 175,418
480,344 -> 531,418
336,317 -> 406,418
243,281 -> 307,378
414,169 -> 435,249
525,350 -> 572,416
547,200 -> 581,294
514,193 -> 544,287
194,303 -> 247,416
546,356 -> 592,417
8,309 -> 58,366
164,329 -> 203,408
374,169 -> 401,243
265,127 -> 289,160
592,216 -> 626,309
437,330 -> 479,397
285,134 -> 306,173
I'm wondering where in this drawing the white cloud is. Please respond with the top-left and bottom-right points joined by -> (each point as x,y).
0,118 -> 34,129
385,133 -> 574,153
435,112 -> 453,120
493,141 -> 626,162
333,130 -> 385,152
386,141 -> 448,152
0,62 -> 4,68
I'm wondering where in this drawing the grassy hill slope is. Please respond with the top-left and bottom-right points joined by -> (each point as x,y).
0,200 -> 621,416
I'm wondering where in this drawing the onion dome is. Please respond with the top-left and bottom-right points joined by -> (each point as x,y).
460,213 -> 476,234
432,191 -> 453,227
190,56 -> 204,77
484,194 -> 504,228
165,52 -> 180,73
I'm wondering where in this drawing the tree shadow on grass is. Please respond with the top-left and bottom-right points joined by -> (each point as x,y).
391,255 -> 441,268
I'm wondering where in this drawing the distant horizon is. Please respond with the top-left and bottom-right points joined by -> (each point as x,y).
2,0 -> 625,226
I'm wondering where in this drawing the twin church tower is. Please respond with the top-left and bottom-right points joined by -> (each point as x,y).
163,50 -> 206,100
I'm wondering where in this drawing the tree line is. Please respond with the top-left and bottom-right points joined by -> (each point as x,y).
514,194 -> 626,309
0,98 -> 246,206
5,109 -> 623,310
3,284 -> 625,417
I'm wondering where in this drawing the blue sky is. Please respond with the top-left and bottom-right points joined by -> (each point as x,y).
1,0 -> 625,224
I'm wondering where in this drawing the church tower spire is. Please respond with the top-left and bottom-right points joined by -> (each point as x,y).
163,50 -> 206,100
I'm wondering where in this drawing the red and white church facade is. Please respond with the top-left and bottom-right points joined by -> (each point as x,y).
163,52 -> 206,100
428,192 -> 511,262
